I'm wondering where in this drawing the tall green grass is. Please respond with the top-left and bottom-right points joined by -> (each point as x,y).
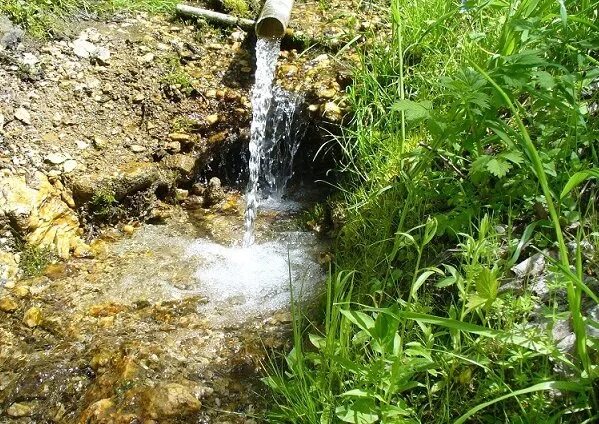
266,0 -> 599,422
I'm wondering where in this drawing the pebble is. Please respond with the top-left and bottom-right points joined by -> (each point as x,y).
7,402 -> 33,417
122,225 -> 135,235
141,53 -> 155,63
130,144 -> 146,153
46,153 -> 67,165
14,107 -> 31,125
63,159 -> 77,173
205,114 -> 219,125
0,296 -> 19,313
23,306 -> 43,328
169,133 -> 190,142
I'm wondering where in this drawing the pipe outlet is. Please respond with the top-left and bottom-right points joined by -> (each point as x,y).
255,0 -> 294,39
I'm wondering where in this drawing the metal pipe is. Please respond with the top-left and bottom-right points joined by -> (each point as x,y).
255,0 -> 294,39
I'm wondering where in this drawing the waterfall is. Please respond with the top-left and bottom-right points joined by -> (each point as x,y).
242,37 -> 281,247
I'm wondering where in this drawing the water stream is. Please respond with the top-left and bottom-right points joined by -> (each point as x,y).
243,37 -> 282,247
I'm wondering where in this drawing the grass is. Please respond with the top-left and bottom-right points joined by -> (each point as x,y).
19,244 -> 53,277
0,0 -> 179,38
266,0 -> 599,422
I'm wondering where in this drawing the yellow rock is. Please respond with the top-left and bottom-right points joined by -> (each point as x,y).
205,114 -> 219,125
13,285 -> 29,298
122,225 -> 135,235
0,296 -> 19,313
23,306 -> 43,327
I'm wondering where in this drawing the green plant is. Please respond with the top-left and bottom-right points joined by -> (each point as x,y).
266,0 -> 599,421
19,244 -> 53,277
90,187 -> 118,220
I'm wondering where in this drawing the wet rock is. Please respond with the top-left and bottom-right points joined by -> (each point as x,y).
162,154 -> 197,181
322,101 -> 342,121
0,295 -> 18,313
71,162 -> 161,203
23,306 -> 43,328
147,383 -> 201,419
78,398 -> 115,423
14,107 -> 31,125
205,177 -> 225,206
89,302 -> 127,317
7,402 -> 33,417
191,183 -> 206,196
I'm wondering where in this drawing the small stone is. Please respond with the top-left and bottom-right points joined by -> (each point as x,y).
169,132 -> 190,142
205,89 -> 217,98
93,47 -> 111,64
73,38 -> 96,58
14,107 -> 31,125
191,183 -> 206,196
175,189 -> 189,201
208,131 -> 227,143
46,153 -> 67,165
93,136 -> 106,149
130,144 -> 146,153
165,141 -> 181,153
0,296 -> 19,313
205,177 -> 225,206
42,132 -> 60,143
23,306 -> 43,328
7,402 -> 33,417
133,93 -> 145,103
308,104 -> 319,112
141,53 -> 155,63
122,225 -> 135,235
75,140 -> 89,150
205,114 -> 219,125
322,102 -> 342,121
280,64 -> 298,76
63,159 -> 77,173
317,88 -> 336,99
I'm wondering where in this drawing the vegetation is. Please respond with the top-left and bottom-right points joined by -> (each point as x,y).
19,244 -> 53,277
0,0 -> 178,38
90,187 -> 119,220
266,0 -> 599,422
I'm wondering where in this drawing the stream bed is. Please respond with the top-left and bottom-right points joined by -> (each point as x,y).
0,194 -> 326,423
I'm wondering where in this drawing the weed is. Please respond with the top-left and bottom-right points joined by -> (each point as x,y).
267,0 -> 599,422
161,56 -> 194,96
90,187 -> 118,220
19,244 -> 53,277
221,0 -> 249,17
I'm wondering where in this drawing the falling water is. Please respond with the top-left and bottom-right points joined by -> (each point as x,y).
262,86 -> 306,199
243,37 -> 281,247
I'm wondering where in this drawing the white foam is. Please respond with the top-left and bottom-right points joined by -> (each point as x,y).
186,232 -> 324,319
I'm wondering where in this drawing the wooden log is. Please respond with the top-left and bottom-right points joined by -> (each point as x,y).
175,4 -> 255,30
